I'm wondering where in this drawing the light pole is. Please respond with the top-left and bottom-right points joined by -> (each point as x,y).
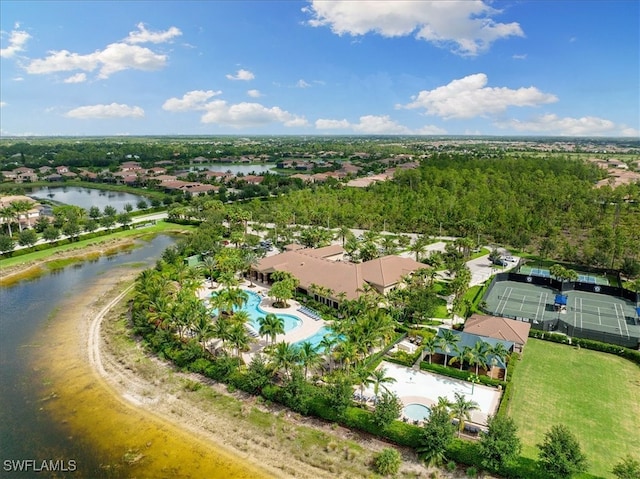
468,374 -> 479,394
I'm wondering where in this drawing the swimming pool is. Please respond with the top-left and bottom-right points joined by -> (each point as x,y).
211,290 -> 301,333
403,403 -> 431,422
293,326 -> 339,349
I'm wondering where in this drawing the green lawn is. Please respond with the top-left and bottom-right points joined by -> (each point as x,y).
0,221 -> 193,269
505,339 -> 640,478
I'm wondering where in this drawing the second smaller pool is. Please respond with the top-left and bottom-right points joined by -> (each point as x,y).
403,403 -> 431,422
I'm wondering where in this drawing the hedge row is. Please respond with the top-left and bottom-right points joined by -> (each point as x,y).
419,361 -> 506,388
528,329 -> 640,366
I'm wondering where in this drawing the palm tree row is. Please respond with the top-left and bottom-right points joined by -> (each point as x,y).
425,330 -> 511,380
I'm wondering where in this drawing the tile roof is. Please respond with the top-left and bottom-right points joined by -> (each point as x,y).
253,249 -> 424,300
463,314 -> 531,345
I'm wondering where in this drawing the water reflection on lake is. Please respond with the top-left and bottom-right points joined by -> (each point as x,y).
28,186 -> 148,212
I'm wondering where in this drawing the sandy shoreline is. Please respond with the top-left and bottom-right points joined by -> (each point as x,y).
87,272 -> 435,478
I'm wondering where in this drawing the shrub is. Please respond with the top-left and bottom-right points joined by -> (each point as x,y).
373,448 -> 402,476
447,461 -> 457,471
466,466 -> 477,477
419,362 -> 505,388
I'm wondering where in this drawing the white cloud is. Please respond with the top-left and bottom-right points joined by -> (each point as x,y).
512,54 -> 527,60
400,73 -> 557,119
315,115 -> 446,135
125,23 -> 182,44
496,114 -> 640,137
162,90 -> 222,111
24,24 -> 179,79
201,100 -> 307,127
304,0 -> 524,56
247,89 -> 262,98
315,118 -> 351,129
296,79 -> 311,88
353,115 -> 412,134
63,72 -> 87,83
0,27 -> 31,58
65,103 -> 144,119
225,69 -> 255,81
0,101 -> 6,108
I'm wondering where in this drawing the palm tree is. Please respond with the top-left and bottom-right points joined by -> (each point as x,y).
269,341 -> 299,379
228,322 -> 252,359
469,341 -> 490,376
200,256 -> 217,288
409,238 -> 427,262
450,392 -> 479,437
11,200 -> 35,232
488,342 -> 511,380
353,365 -> 375,401
369,367 -> 396,398
0,206 -> 17,237
193,314 -> 215,352
297,341 -> 321,380
231,310 -> 250,326
318,334 -> 337,373
336,225 -> 352,247
257,313 -> 285,345
212,316 -> 232,353
334,339 -> 358,372
242,250 -> 260,287
436,329 -> 460,368
421,336 -> 437,364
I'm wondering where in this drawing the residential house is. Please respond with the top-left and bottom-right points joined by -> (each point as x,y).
0,195 -> 43,229
242,175 -> 264,185
120,161 -> 143,172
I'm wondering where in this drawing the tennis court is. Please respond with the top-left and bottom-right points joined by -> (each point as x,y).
484,281 -> 639,342
485,281 -> 557,322
518,265 -> 609,285
567,291 -> 638,337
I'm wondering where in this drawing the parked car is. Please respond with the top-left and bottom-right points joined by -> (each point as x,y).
493,258 -> 508,267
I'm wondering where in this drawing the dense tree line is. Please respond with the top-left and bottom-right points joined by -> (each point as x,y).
240,154 -> 640,270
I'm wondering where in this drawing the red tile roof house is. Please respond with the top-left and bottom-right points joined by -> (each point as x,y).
241,175 -> 264,185
120,161 -> 143,171
179,183 -> 218,196
147,167 -> 167,176
250,245 -> 425,307
463,314 -> 531,353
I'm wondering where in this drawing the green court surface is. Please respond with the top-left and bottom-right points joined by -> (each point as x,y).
518,265 -> 609,285
485,281 -> 638,339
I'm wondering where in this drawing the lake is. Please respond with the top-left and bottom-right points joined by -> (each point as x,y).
28,186 -> 149,212
0,236 -> 271,478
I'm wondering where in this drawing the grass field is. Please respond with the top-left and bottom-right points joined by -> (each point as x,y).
0,221 -> 192,269
506,339 -> 640,478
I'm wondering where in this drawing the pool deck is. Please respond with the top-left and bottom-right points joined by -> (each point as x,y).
362,361 -> 502,426
199,280 -> 329,357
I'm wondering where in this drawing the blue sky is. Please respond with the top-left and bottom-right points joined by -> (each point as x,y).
1,1 -> 638,137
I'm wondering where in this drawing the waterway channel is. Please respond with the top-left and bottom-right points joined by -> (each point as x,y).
0,235 -> 271,478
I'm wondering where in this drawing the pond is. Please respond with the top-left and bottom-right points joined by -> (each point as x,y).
28,186 -> 149,212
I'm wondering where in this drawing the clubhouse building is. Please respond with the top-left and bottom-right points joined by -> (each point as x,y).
249,244 -> 426,307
